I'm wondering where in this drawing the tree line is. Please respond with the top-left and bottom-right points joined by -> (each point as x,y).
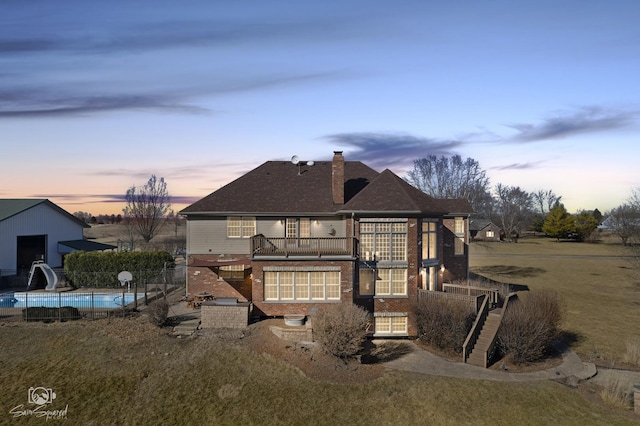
405,154 -> 638,244
76,159 -> 639,249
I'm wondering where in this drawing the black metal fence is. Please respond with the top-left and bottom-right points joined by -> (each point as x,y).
0,265 -> 186,322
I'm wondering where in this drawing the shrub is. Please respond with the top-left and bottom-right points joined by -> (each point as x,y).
413,296 -> 476,353
147,298 -> 169,327
22,306 -> 82,322
623,338 -> 640,366
310,303 -> 369,359
599,376 -> 633,409
497,290 -> 565,364
64,251 -> 174,288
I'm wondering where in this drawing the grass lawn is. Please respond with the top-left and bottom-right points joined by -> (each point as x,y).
0,319 -> 637,425
2,232 -> 639,424
470,236 -> 640,365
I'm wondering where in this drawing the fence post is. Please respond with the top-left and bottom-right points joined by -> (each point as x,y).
91,292 -> 94,320
122,287 -> 126,318
134,281 -> 138,310
24,292 -> 28,322
58,292 -> 62,322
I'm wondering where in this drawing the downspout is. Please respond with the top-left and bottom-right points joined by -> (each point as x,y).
351,212 -> 355,237
466,215 -> 470,280
351,212 -> 357,304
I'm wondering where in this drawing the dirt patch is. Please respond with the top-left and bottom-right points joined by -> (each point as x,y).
236,318 -> 387,384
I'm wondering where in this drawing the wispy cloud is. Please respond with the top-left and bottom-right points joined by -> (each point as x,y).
507,106 -> 639,142
85,160 -> 259,183
0,16 -> 365,56
0,71 -> 347,118
0,93 -> 207,118
31,193 -> 201,209
324,132 -> 463,170
489,161 -> 545,171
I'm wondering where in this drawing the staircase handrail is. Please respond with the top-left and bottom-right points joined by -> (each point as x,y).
462,294 -> 489,363
482,292 -> 518,367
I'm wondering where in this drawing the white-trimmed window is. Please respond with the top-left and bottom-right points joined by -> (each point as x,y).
375,268 -> 407,296
360,221 -> 407,261
486,230 -> 494,238
286,218 -> 311,246
286,218 -> 310,239
227,216 -> 256,238
374,315 -> 408,335
421,221 -> 437,260
264,271 -> 340,301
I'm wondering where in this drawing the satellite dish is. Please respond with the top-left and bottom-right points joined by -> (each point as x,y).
291,155 -> 300,165
307,160 -> 315,166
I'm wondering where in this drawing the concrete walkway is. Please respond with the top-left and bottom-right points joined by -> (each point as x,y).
167,301 -> 201,337
380,341 -> 596,382
164,301 -> 639,387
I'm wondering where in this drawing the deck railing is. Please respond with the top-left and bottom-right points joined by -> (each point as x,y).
462,294 -> 490,363
251,235 -> 357,258
443,283 -> 500,308
417,289 -> 481,313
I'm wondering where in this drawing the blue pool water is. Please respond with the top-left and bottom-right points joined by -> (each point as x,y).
6,292 -> 145,309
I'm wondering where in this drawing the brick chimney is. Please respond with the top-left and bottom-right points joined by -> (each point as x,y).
332,151 -> 344,204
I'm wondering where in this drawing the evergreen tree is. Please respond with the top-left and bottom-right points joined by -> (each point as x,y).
573,211 -> 599,242
592,208 -> 603,225
542,203 -> 574,241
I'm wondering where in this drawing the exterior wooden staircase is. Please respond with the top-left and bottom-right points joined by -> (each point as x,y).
463,293 -> 516,368
465,309 -> 501,367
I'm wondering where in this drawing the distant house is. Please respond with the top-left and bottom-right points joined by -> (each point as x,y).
0,199 -> 115,288
180,152 -> 472,338
469,218 -> 502,242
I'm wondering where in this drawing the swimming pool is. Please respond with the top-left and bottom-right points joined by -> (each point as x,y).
7,292 -> 145,309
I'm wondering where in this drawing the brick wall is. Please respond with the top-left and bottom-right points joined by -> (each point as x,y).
201,302 -> 250,329
186,254 -> 250,302
442,217 -> 469,282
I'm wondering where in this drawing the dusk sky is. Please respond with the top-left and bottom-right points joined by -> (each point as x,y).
2,1 -> 639,216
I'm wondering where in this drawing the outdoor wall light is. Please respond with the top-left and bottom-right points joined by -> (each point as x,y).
440,264 -> 446,272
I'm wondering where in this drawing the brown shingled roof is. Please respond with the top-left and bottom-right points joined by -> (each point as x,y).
180,160 -> 379,214
341,169 -> 452,214
180,159 -> 472,216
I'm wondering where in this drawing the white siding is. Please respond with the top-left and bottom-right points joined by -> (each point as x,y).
0,203 -> 84,270
312,218 -> 346,237
187,217 -> 250,255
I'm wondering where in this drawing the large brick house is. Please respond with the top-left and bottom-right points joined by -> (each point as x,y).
180,152 -> 472,337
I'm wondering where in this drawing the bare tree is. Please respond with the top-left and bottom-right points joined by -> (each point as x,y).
123,175 -> 172,243
406,155 -> 492,216
532,189 -> 562,215
608,204 -> 640,246
73,211 -> 93,223
492,184 -> 532,241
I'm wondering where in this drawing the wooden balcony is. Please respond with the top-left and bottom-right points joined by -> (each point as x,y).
250,235 -> 357,258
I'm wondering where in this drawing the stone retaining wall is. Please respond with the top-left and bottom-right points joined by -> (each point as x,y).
201,302 -> 250,329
